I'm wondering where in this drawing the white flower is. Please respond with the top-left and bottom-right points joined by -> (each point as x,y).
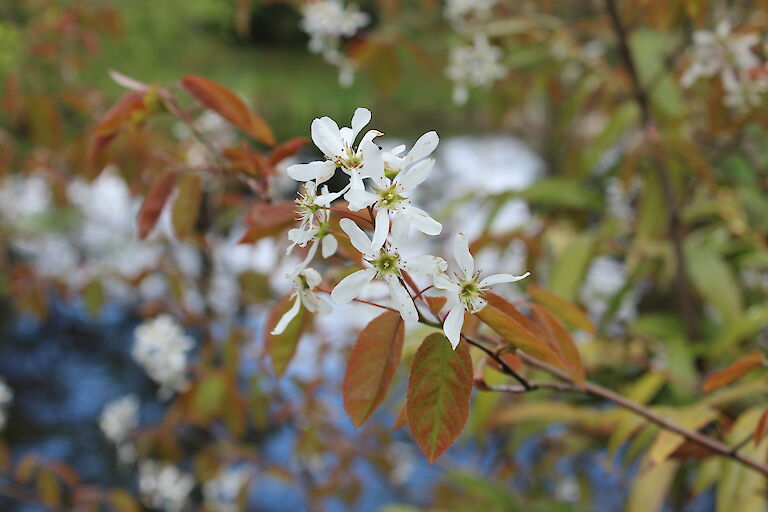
434,233 -> 529,348
722,67 -> 768,110
681,20 -> 760,88
287,108 -> 382,199
331,210 -> 447,324
203,467 -> 250,512
132,315 -> 195,398
301,0 -> 369,56
446,35 -> 507,105
345,131 -> 442,237
445,0 -> 496,25
287,181 -> 340,258
100,395 -> 139,443
0,378 -> 12,431
138,460 -> 195,512
272,261 -> 332,335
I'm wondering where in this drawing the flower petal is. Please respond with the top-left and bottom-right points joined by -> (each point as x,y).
405,131 -> 439,163
396,158 -> 434,191
402,255 -> 448,277
311,117 -> 344,158
321,234 -> 338,258
301,268 -> 323,289
345,188 -> 378,211
361,139 -> 385,185
433,272 -> 460,293
331,268 -> 377,304
339,218 -> 373,255
443,303 -> 465,349
370,208 -> 389,252
478,272 -> 531,288
350,107 -> 372,142
385,275 -> 418,324
271,294 -> 301,335
408,206 -> 442,236
454,232 -> 475,278
391,212 -> 410,246
287,161 -> 337,183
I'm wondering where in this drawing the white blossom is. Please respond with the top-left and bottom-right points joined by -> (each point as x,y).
722,67 -> 768,110
0,378 -> 12,431
446,35 -> 507,105
132,315 -> 195,398
434,233 -> 529,348
138,460 -> 195,512
287,180 -> 340,258
331,211 -> 447,324
99,394 -> 140,463
346,131 -> 442,237
681,20 -> 760,87
203,467 -> 250,512
445,0 -> 496,26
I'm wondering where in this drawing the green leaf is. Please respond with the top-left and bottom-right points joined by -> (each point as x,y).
626,459 -> 679,512
528,283 -> 595,334
407,333 -> 473,463
264,294 -> 306,377
547,232 -> 595,302
518,178 -> 602,210
342,311 -> 404,427
686,244 -> 743,325
171,172 -> 203,240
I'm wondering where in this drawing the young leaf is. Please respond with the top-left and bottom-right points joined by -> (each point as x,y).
137,169 -> 177,239
702,350 -> 765,392
530,304 -> 585,389
171,172 -> 203,240
392,403 -> 408,430
181,75 -> 275,146
407,333 -> 473,463
264,294 -> 305,377
239,202 -> 297,243
268,137 -> 309,167
754,408 -> 768,447
476,304 -> 565,369
528,283 -> 595,334
343,311 -> 405,426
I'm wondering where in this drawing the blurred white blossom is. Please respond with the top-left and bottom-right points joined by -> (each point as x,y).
446,35 -> 507,105
99,394 -> 140,463
445,0 -> 496,26
0,378 -> 12,431
132,315 -> 195,398
580,257 -> 640,334
138,460 -> 195,512
203,466 -> 250,512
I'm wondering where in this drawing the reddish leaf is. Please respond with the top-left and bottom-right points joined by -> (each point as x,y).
171,172 -> 203,240
137,169 -> 177,239
91,90 -> 157,157
530,304 -> 585,389
484,292 -> 547,339
181,75 -> 275,146
222,144 -> 266,177
268,137 -> 309,167
392,403 -> 408,430
264,294 -> 305,377
476,304 -> 566,369
528,283 -> 595,334
755,408 -> 768,447
407,333 -> 473,463
702,350 -> 765,392
239,202 -> 297,243
343,311 -> 405,426
425,295 -> 447,316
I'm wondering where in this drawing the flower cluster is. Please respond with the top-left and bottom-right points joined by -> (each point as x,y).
446,35 -> 508,105
138,460 -> 195,512
300,0 -> 370,86
278,108 -> 529,348
132,315 -> 195,398
681,20 -> 766,110
99,394 -> 140,463
0,378 -> 12,431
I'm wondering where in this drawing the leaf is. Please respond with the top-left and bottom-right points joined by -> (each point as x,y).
754,408 -> 768,447
547,231 -> 595,302
392,403 -> 408,430
519,177 -> 602,210
686,245 -> 744,326
264,294 -> 305,377
109,490 -> 141,512
268,137 -> 309,167
407,333 -> 473,463
627,459 -> 679,512
647,406 -> 717,465
530,304 -> 585,389
343,311 -> 404,426
239,202 -> 297,243
181,75 -> 275,146
702,350 -> 765,392
528,283 -> 595,334
171,172 -> 203,240
476,304 -> 565,369
36,469 -> 61,507
138,169 -> 177,239
90,90 -> 158,157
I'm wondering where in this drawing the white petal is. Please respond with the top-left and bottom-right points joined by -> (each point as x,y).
315,189 -> 343,207
344,188 -> 378,211
408,206 -> 442,236
321,235 -> 338,258
287,161 -> 336,183
350,107 -> 371,141
391,212 -> 410,245
339,218 -> 373,255
478,272 -> 531,288
301,268 -> 323,289
371,208 -> 389,252
405,131 -> 439,163
443,304 -> 465,349
402,255 -> 447,277
454,232 -> 475,278
395,158 -> 434,191
331,268 -> 377,303
388,144 -> 406,156
361,140 -> 385,185
311,117 -> 344,158
385,275 -> 418,324
348,170 -> 366,190
358,129 -> 383,151
433,272 -> 460,293
301,290 -> 330,315
271,295 -> 301,335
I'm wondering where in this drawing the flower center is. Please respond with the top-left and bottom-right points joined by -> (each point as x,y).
374,183 -> 405,210
458,276 -> 485,313
370,249 -> 401,276
336,146 -> 362,169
